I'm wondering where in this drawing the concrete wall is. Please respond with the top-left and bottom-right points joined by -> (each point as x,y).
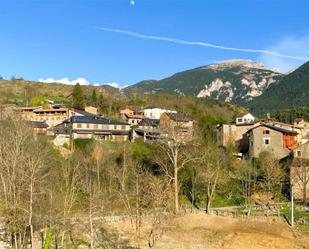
294,142 -> 309,159
217,124 -> 254,147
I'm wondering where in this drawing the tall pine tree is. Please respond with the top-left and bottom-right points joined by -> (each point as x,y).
91,89 -> 97,106
72,83 -> 85,110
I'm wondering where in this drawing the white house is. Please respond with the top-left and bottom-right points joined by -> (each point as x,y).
236,113 -> 255,125
143,108 -> 177,120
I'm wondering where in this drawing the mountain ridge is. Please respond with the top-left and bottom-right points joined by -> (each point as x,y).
124,60 -> 284,104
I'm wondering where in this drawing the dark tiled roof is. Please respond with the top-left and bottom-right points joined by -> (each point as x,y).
248,123 -> 298,135
165,112 -> 192,122
71,115 -> 129,125
28,121 -> 49,128
139,118 -> 160,126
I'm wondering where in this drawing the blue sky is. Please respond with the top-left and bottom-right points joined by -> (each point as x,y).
1,0 -> 309,87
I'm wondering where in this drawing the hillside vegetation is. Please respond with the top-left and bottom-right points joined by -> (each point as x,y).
0,79 -> 119,106
246,61 -> 309,115
0,78 -> 244,125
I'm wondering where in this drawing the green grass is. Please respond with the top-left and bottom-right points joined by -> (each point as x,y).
74,138 -> 95,152
280,204 -> 309,223
210,194 -> 245,208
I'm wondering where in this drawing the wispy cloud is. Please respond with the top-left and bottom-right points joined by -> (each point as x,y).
38,77 -> 91,85
38,77 -> 124,89
95,27 -> 309,61
105,82 -> 128,89
259,35 -> 309,73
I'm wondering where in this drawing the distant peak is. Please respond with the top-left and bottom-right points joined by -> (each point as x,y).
206,59 -> 267,70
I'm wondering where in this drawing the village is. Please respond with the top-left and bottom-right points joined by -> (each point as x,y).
8,98 -> 309,206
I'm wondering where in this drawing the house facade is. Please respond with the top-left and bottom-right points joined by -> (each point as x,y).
70,115 -> 130,141
32,107 -> 69,127
160,112 -> 193,141
244,124 -> 298,160
235,113 -> 255,125
124,113 -> 144,126
28,121 -> 49,135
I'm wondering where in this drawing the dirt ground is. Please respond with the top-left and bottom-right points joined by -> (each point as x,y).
108,213 -> 309,249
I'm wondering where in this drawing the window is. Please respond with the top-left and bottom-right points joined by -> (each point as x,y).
237,118 -> 242,123
263,130 -> 270,134
114,125 -> 117,130
94,124 -> 98,129
297,150 -> 302,157
263,138 -> 270,145
121,125 -> 126,130
77,123 -> 82,128
86,124 -> 90,128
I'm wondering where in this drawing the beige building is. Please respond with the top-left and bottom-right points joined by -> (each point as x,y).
84,106 -> 98,115
293,119 -> 309,145
70,115 -> 130,141
217,123 -> 256,147
217,113 -> 256,147
15,106 -> 68,127
32,107 -> 68,127
124,113 -> 144,126
119,108 -> 135,120
16,105 -> 100,128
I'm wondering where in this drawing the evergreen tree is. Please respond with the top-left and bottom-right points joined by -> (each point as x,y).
72,83 -> 85,110
91,89 -> 97,106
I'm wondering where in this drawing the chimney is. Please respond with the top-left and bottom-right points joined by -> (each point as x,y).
266,113 -> 271,121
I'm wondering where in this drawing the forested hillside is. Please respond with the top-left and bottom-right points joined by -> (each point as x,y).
246,61 -> 309,115
0,78 -> 120,106
0,78 -> 244,125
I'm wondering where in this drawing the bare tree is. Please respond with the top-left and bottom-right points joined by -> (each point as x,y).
197,143 -> 228,213
257,151 -> 284,202
157,117 -> 197,214
0,112 -> 51,249
291,158 -> 309,206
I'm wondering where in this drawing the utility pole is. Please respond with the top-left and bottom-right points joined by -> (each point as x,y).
291,184 -> 294,227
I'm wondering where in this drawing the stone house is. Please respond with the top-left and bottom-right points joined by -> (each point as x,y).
28,121 -> 49,135
133,118 -> 161,142
243,123 -> 298,160
160,112 -> 193,141
217,123 -> 256,147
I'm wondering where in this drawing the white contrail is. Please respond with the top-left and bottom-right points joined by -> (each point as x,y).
95,27 -> 309,61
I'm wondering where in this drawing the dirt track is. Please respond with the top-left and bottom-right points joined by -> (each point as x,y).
109,213 -> 309,249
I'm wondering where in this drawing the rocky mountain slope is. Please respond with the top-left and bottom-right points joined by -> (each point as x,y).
124,60 -> 284,104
